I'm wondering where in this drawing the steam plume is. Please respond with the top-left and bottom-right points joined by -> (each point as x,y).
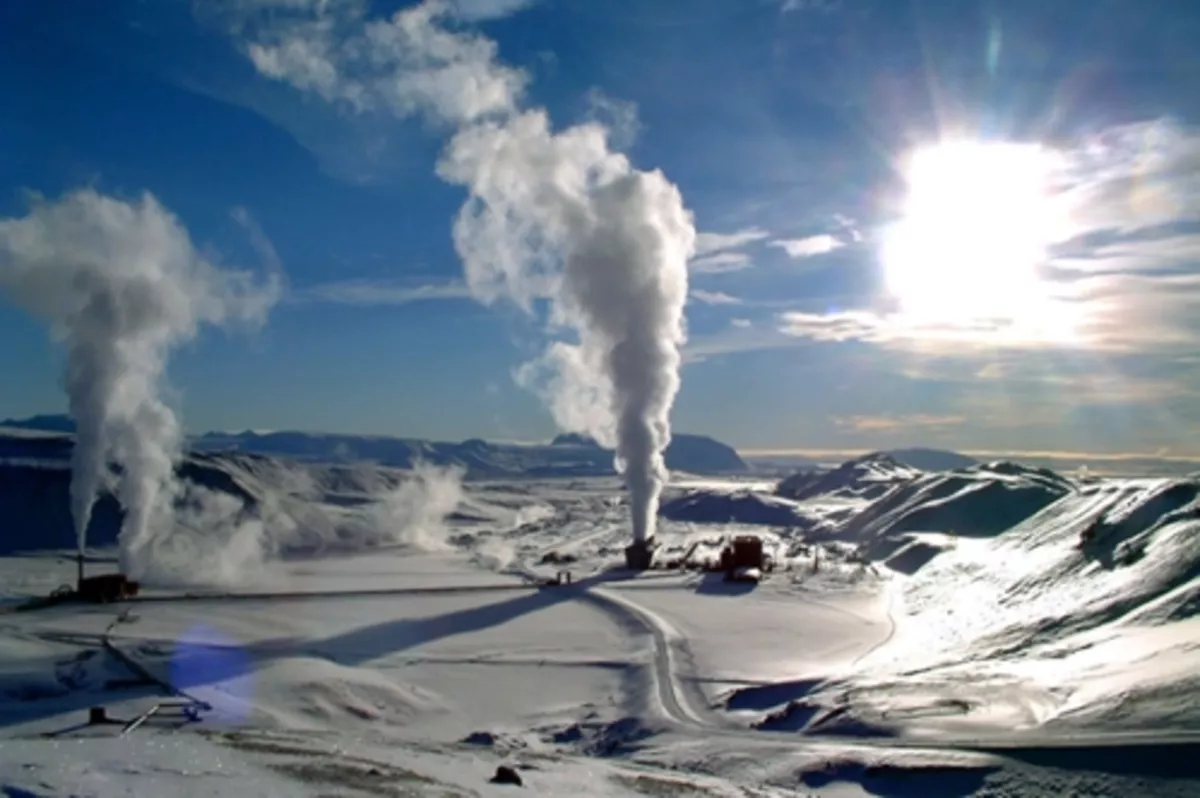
233,0 -> 695,542
439,113 -> 692,541
0,189 -> 278,577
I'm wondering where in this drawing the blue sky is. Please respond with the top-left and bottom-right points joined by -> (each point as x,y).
3,0 -> 1200,456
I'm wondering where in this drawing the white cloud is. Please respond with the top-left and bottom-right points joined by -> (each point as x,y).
770,233 -> 843,259
693,226 -> 770,256
241,0 -> 527,125
730,318 -> 752,328
690,289 -> 741,305
447,0 -> 538,21
293,278 -> 472,305
689,251 -> 752,273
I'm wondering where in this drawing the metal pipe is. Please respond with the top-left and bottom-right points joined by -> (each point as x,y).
123,581 -> 536,605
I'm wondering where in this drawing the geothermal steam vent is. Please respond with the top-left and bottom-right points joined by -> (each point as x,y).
625,538 -> 656,571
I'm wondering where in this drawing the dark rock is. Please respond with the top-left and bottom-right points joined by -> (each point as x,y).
490,765 -> 523,786
462,730 -> 496,746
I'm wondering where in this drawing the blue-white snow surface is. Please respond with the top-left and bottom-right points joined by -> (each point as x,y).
5,447 -> 1200,795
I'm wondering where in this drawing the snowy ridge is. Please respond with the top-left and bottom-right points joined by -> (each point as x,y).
704,465 -> 1200,744
776,452 -> 924,502
832,460 -> 1075,548
658,489 -> 811,527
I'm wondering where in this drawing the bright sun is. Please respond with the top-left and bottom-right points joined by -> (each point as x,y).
881,140 -> 1066,334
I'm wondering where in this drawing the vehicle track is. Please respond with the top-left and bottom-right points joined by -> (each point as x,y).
517,550 -> 1200,757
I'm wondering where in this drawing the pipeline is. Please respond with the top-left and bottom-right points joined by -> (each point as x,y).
101,610 -> 211,712
4,576 -> 569,615
125,581 -> 550,605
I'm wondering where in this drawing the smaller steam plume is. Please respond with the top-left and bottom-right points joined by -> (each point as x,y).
362,462 -> 465,551
0,189 -> 279,581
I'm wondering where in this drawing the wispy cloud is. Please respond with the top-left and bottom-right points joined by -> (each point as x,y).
230,206 -> 282,272
238,0 -> 527,125
770,234 -> 843,259
775,309 -> 1081,351
447,0 -> 539,21
693,226 -> 770,256
292,278 -> 472,305
780,0 -> 840,12
690,289 -> 741,305
1058,119 -> 1200,236
831,413 -> 965,433
689,251 -> 752,273
683,324 -> 799,362
583,87 -> 640,151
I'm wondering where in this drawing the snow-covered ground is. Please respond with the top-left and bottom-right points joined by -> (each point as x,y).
5,455 -> 1200,795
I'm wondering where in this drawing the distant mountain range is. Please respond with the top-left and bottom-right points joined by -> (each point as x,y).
746,447 -> 978,473
885,447 -> 979,471
0,414 -> 747,477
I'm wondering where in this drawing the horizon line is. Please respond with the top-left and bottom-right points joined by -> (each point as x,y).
5,414 -> 1196,463
738,447 -> 1200,463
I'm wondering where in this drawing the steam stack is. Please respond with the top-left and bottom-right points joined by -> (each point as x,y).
624,538 -> 656,571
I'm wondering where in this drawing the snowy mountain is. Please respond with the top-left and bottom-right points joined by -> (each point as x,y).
0,414 -> 76,434
832,459 -> 1075,544
0,415 -> 746,476
658,489 -> 811,527
195,429 -> 746,475
775,451 -> 924,501
886,447 -> 978,471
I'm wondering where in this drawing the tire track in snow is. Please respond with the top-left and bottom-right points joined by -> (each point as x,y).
516,535 -> 726,732
574,579 -> 1200,765
580,584 -> 727,730
850,580 -> 899,668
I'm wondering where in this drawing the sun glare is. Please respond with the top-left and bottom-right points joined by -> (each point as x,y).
881,140 -> 1070,339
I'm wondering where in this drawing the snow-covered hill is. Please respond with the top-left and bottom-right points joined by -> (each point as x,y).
1,415 -> 748,476
643,454 -> 1200,748
776,452 -> 924,502
832,460 -> 1074,546
872,475 -> 1200,727
658,488 -> 811,527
